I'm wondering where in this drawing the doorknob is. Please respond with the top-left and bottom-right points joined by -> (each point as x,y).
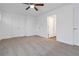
73,28 -> 77,30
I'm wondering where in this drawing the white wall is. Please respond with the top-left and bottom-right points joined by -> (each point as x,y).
56,5 -> 74,45
24,15 -> 37,36
36,15 -> 48,38
36,4 -> 74,45
0,10 -> 36,40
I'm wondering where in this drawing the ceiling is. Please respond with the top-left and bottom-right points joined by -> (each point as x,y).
0,3 -> 67,16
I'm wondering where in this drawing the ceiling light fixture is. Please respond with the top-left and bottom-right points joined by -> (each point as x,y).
30,5 -> 34,8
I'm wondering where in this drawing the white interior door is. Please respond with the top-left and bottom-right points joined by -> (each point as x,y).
47,15 -> 56,38
73,7 -> 79,46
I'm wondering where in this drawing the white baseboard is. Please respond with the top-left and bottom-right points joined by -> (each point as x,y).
56,39 -> 73,45
0,35 -> 25,40
74,42 -> 79,46
0,35 -> 42,40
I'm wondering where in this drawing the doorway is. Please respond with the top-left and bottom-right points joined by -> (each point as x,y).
47,15 -> 56,40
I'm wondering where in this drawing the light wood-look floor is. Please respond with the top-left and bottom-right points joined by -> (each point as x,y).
0,35 -> 79,56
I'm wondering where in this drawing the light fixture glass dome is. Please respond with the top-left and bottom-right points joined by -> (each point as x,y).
30,5 -> 34,8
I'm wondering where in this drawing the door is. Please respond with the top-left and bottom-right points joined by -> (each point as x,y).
73,8 -> 79,46
47,15 -> 56,38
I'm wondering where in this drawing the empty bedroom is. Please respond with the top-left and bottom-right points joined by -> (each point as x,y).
0,3 -> 79,56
